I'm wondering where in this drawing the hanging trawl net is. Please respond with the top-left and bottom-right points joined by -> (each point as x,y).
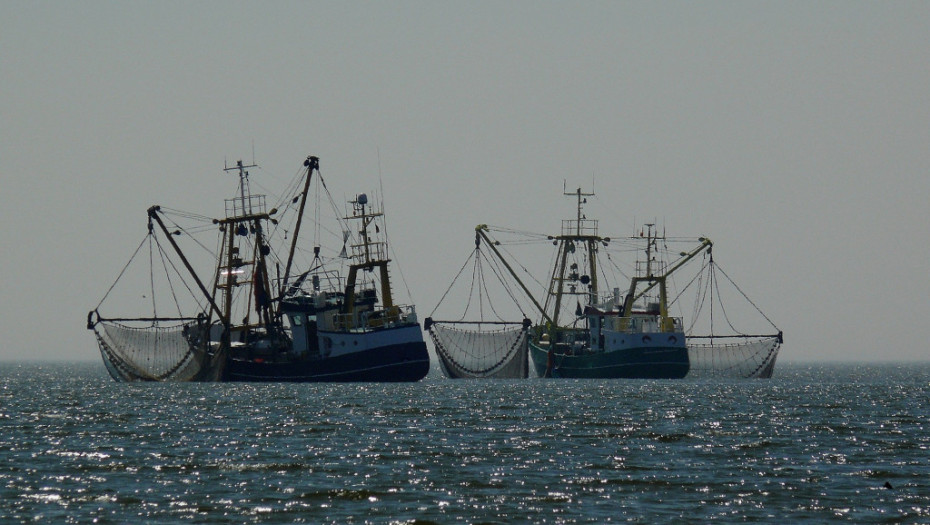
92,320 -> 209,382
686,336 -> 781,379
427,322 -> 529,379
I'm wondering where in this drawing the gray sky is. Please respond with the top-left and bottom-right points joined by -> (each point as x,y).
3,1 -> 929,363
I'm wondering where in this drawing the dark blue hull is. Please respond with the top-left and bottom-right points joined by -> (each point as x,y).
529,341 -> 689,379
223,341 -> 430,382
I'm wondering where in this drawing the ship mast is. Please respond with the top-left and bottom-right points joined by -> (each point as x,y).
546,186 -> 601,327
143,159 -> 281,359
342,193 -> 393,316
644,223 -> 656,278
472,186 -> 609,328
279,155 -> 318,301
215,160 -> 278,334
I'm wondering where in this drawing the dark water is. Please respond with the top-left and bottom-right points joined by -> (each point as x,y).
1,362 -> 928,523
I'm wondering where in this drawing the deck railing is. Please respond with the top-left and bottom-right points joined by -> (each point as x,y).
603,316 -> 683,334
225,193 -> 266,219
330,304 -> 417,331
561,218 -> 598,237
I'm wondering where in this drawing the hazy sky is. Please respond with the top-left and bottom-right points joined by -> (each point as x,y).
2,1 -> 929,363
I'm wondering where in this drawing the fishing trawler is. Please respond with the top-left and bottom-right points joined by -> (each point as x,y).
517,188 -> 711,378
428,185 -> 782,380
426,188 -> 706,379
87,155 -> 430,382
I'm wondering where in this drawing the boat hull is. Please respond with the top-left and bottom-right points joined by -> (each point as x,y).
528,340 -> 689,379
224,340 -> 430,382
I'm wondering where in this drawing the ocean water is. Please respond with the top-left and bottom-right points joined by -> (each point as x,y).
1,362 -> 928,523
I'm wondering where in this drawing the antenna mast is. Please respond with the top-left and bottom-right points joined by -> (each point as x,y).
224,160 -> 258,215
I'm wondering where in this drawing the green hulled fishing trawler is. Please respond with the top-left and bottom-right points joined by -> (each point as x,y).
428,186 -> 714,379
483,188 -> 710,378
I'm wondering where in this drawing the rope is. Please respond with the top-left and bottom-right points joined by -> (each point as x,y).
96,234 -> 150,311
148,234 -> 157,320
154,235 -> 183,318
686,260 -> 708,335
670,257 -> 707,309
378,187 -> 414,303
711,261 -> 780,331
478,248 -> 526,318
157,206 -> 214,223
711,263 -> 743,335
158,213 -> 219,261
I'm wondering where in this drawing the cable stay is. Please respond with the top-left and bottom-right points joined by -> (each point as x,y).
425,228 -> 532,379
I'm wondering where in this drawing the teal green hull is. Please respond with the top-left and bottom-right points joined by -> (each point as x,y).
529,340 -> 689,379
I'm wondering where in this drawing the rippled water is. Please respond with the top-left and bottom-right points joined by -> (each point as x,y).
1,362 -> 928,523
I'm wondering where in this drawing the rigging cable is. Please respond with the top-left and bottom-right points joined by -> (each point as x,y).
711,262 -> 743,335
492,232 -> 553,303
462,249 -> 479,321
153,233 -> 203,317
480,246 -> 527,318
710,260 -> 780,331
476,251 -> 485,322
96,234 -> 150,312
148,234 -> 157,323
476,249 -> 512,322
154,235 -> 183,318
686,261 -> 710,335
428,248 -> 477,318
669,257 -> 709,308
376,155 -> 414,304
159,213 -> 218,259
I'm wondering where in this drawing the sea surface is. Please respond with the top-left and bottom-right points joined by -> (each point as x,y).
1,362 -> 928,524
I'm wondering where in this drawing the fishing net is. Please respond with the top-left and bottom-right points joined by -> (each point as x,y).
92,319 -> 209,382
686,335 -> 781,379
427,322 -> 529,379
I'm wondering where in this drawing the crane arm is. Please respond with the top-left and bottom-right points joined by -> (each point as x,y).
475,225 -> 553,325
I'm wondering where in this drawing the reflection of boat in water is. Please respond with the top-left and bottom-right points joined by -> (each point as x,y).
87,155 -> 429,382
429,185 -> 782,379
